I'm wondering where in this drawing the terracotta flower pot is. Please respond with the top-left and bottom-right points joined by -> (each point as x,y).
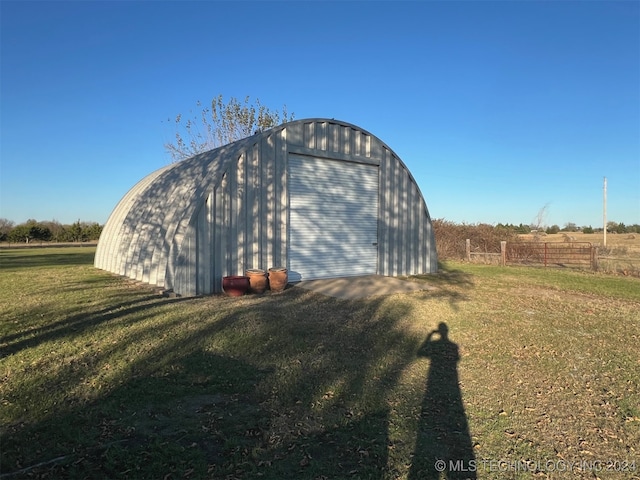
222,276 -> 250,297
268,267 -> 288,292
245,269 -> 269,294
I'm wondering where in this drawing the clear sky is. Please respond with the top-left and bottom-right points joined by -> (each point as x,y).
1,0 -> 639,228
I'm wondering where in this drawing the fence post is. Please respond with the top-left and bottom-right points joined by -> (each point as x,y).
544,242 -> 548,267
591,245 -> 598,271
501,241 -> 506,266
466,239 -> 471,262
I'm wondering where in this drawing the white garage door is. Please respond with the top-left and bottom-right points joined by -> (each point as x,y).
288,154 -> 379,282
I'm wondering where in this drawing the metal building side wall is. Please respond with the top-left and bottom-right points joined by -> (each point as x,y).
179,190 -> 216,296
94,164 -> 175,274
160,144 -> 245,291
96,142 -> 243,294
218,129 -> 285,290
174,194 -> 213,297
125,162 -> 197,286
197,193 -> 213,294
112,164 -> 195,286
225,129 -> 281,292
173,217 -> 196,297
378,146 -> 437,276
212,172 -> 230,291
172,128 -> 289,295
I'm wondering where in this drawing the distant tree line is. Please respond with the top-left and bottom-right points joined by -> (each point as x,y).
0,219 -> 103,244
1,217 -> 637,249
603,222 -> 640,234
495,221 -> 640,235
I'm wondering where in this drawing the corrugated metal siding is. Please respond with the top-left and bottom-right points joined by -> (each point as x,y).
378,144 -> 438,276
95,118 -> 437,296
94,164 -> 175,274
169,129 -> 290,294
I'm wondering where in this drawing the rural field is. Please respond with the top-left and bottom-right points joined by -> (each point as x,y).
520,231 -> 640,252
519,232 -> 640,277
1,247 -> 639,479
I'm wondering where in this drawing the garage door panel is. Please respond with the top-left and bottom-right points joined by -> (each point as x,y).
288,154 -> 379,282
293,216 -> 377,234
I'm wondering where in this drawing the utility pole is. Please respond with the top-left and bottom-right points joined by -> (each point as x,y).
603,177 -> 607,248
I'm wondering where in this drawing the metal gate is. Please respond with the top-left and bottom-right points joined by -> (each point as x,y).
506,242 -> 596,269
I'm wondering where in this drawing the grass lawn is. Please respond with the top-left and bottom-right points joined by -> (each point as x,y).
1,248 -> 639,479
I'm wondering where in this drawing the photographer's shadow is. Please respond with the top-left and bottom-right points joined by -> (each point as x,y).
409,322 -> 476,480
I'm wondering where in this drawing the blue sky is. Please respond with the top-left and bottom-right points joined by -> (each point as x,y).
1,0 -> 638,228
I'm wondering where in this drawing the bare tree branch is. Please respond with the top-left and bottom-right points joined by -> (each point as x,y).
164,95 -> 294,162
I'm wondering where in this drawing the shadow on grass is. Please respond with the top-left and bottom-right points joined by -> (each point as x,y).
1,352 -> 268,479
0,250 -> 97,270
409,322 -> 476,480
1,257 -> 476,478
2,290 -> 402,478
1,294 -> 191,358
411,262 -> 475,309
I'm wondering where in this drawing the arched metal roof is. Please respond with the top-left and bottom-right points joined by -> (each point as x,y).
95,136 -> 253,286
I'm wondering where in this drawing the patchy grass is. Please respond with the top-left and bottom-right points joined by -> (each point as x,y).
1,249 -> 639,479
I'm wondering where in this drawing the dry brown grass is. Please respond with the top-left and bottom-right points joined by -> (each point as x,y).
518,233 -> 640,277
520,232 -> 640,252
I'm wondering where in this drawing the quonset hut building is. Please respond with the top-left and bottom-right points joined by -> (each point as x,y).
95,119 -> 437,296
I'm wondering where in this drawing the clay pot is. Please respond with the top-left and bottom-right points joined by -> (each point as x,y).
245,269 -> 268,294
222,276 -> 250,297
268,267 -> 288,292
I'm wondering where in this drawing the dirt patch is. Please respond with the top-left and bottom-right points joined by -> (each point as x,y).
294,275 -> 437,300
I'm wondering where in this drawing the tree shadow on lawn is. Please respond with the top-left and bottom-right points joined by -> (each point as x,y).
1,351 -> 268,479
411,262 -> 475,309
0,293 -> 191,358
0,250 -> 97,270
2,274 -> 475,479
